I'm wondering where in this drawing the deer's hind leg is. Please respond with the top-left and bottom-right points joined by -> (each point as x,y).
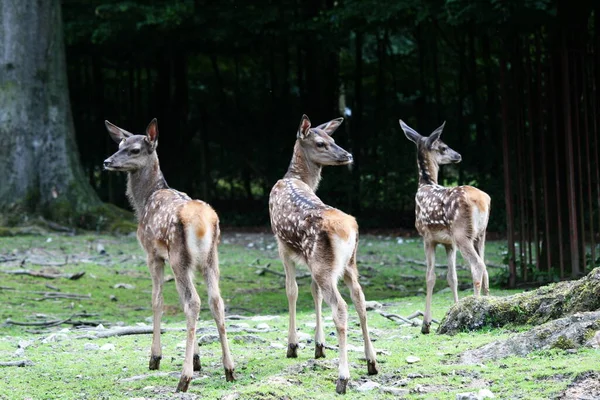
147,254 -> 165,370
422,240 -> 437,334
343,260 -> 378,376
170,251 -> 201,393
444,244 -> 459,303
474,231 -> 489,295
202,245 -> 235,382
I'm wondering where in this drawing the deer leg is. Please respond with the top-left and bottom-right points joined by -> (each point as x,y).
311,279 -> 326,359
319,276 -> 349,394
343,267 -> 378,376
148,255 -> 165,370
475,233 -> 490,296
422,241 -> 437,334
278,243 -> 299,358
457,239 -> 486,297
171,259 -> 201,393
444,244 -> 459,303
203,249 -> 235,382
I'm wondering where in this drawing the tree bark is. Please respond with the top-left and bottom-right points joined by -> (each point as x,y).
0,0 -> 100,224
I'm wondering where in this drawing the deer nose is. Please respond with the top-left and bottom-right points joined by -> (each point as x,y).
346,153 -> 354,163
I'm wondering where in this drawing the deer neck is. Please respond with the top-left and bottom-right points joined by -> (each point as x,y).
126,153 -> 168,217
417,150 -> 439,186
284,141 -> 322,191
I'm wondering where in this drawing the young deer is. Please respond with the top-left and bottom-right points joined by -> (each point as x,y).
103,119 -> 234,392
269,115 -> 378,394
399,120 -> 491,334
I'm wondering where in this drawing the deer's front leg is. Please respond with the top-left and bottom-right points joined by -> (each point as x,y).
311,279 -> 326,358
279,246 -> 299,358
422,241 -> 437,334
148,255 -> 165,370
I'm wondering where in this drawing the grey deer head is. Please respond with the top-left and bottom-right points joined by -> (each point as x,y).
103,119 -> 159,172
296,114 -> 353,166
399,120 -> 462,164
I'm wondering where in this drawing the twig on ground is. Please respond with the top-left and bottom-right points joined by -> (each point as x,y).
0,360 -> 34,367
36,292 -> 91,301
3,269 -> 85,280
255,263 -> 311,279
406,310 -> 439,324
375,310 -> 417,326
76,326 -> 183,339
5,314 -> 75,327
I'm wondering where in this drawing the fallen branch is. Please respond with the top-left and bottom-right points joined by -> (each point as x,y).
0,360 -> 34,367
5,314 -> 75,327
3,269 -> 85,280
77,326 -> 186,339
255,264 -> 311,279
406,310 -> 439,324
375,309 -> 438,326
36,292 -> 90,301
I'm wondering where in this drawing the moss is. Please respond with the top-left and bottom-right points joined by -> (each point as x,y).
536,329 -> 552,341
551,335 -> 576,350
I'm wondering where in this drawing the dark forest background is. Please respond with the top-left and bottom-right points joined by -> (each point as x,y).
58,0 -> 599,283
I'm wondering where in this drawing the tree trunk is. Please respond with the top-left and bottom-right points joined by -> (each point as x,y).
0,0 -> 102,225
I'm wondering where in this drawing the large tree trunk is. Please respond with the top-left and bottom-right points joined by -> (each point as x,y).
0,0 -> 101,225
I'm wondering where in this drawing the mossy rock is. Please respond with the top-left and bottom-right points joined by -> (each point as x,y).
439,268 -> 600,335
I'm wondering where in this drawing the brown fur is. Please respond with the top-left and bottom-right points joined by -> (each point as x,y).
103,119 -> 234,392
269,115 -> 378,394
400,119 -> 491,334
321,209 -> 357,241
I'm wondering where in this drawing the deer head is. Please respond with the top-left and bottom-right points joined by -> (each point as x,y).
103,119 -> 159,171
296,115 -> 353,166
399,120 -> 462,165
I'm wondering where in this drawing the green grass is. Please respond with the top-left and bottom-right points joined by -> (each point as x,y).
0,232 -> 594,399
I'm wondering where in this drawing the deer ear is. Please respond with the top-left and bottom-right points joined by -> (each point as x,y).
315,117 -> 344,136
399,120 -> 422,144
145,118 -> 159,144
105,120 -> 132,144
426,121 -> 445,148
297,114 -> 312,139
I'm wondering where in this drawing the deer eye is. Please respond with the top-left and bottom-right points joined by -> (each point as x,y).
130,148 -> 141,155
316,142 -> 326,148
440,146 -> 447,153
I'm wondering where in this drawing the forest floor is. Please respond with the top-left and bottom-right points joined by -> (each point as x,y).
0,231 -> 598,399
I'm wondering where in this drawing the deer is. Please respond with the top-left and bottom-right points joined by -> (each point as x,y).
399,119 -> 491,334
103,118 -> 235,392
269,114 -> 379,394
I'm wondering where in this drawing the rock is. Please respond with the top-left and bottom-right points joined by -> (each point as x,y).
439,267 -> 600,335
255,323 -> 270,330
84,343 -> 100,351
100,343 -> 115,351
365,301 -> 382,311
269,342 -> 286,349
13,348 -> 25,357
460,311 -> 600,364
456,393 -> 479,400
96,243 -> 106,254
478,389 -> 495,398
113,283 -> 135,289
18,340 -> 32,349
198,334 -> 219,345
250,315 -> 280,321
407,372 -> 424,378
296,331 -> 311,342
233,335 -> 267,344
406,355 -> 420,364
41,334 -> 68,343
230,323 -> 250,329
381,386 -> 409,396
594,331 -> 600,347
356,380 -> 380,392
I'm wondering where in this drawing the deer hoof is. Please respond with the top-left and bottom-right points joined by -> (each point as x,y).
149,355 -> 161,370
287,343 -> 298,358
176,375 -> 192,393
367,359 -> 379,375
336,378 -> 349,394
193,354 -> 201,372
315,343 -> 325,359
421,322 -> 431,335
225,368 -> 235,382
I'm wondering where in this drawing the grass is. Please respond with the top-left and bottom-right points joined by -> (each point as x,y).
0,231 -> 595,399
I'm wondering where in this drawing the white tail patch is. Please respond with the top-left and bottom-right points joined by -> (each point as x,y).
330,230 -> 356,281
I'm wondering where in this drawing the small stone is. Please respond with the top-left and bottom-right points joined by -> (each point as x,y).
269,342 -> 286,349
233,335 -> 267,344
255,323 -> 270,330
356,380 -> 380,392
18,340 -> 32,349
110,295 -> 117,302
13,348 -> 25,357
100,343 -> 115,351
198,334 -> 219,345
230,323 -> 250,329
407,372 -> 424,378
142,386 -> 155,391
456,393 -> 479,400
84,343 -> 100,351
113,283 -> 135,289
406,355 -> 420,364
297,331 -> 311,342
381,387 -> 409,396
365,301 -> 382,311
96,243 -> 106,254
478,388 -> 495,398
